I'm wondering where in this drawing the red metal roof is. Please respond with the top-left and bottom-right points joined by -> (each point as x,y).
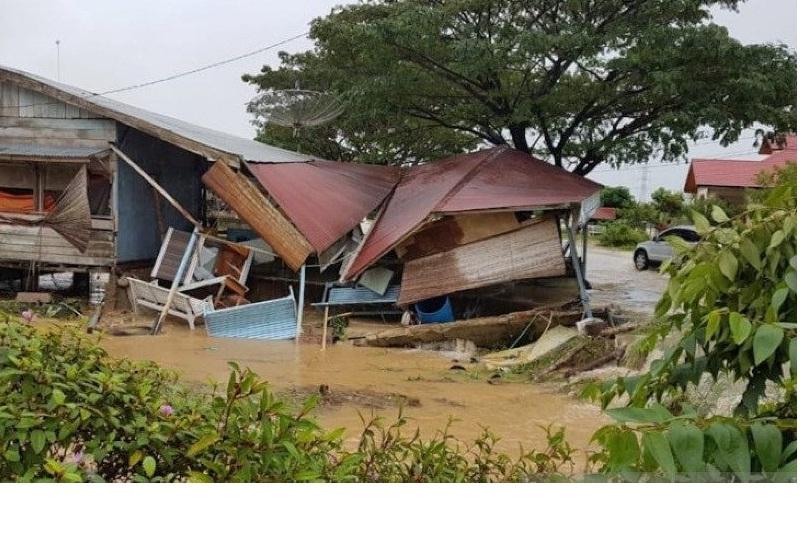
591,207 -> 617,221
344,146 -> 603,279
684,134 -> 796,192
248,160 -> 399,253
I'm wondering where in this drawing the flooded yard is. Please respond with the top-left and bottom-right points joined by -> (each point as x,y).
101,325 -> 606,456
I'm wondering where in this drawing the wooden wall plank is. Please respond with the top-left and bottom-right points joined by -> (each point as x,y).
202,160 -> 313,271
398,216 -> 567,305
0,81 -> 19,117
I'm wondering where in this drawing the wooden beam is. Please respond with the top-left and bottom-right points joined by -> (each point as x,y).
110,145 -> 200,228
566,211 -> 592,319
152,227 -> 199,335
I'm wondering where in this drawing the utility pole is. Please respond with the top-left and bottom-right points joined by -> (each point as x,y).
638,165 -> 649,203
55,40 -> 61,81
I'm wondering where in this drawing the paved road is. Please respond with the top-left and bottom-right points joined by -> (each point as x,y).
584,244 -> 667,316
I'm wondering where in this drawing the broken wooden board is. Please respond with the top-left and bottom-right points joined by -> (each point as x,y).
397,216 -> 566,305
395,212 -> 521,261
353,306 -> 606,349
202,161 -> 313,271
482,325 -> 579,370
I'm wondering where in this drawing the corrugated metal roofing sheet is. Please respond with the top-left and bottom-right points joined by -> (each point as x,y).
344,146 -> 603,279
247,160 -> 399,253
0,143 -> 107,160
203,293 -> 297,340
0,64 -> 311,164
684,135 -> 796,192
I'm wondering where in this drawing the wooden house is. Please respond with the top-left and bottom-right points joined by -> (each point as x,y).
0,65 -> 311,286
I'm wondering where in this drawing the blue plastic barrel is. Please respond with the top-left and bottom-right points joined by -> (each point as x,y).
415,296 -> 454,324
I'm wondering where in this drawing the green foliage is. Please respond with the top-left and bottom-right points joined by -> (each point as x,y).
598,221 -> 649,248
0,317 -> 570,482
584,164 -> 797,481
244,0 -> 795,170
589,411 -> 796,481
600,186 -> 635,209
651,188 -> 687,222
618,202 -> 660,230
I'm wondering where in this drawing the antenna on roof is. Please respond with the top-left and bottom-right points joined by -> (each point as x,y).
247,83 -> 345,140
55,40 -> 61,81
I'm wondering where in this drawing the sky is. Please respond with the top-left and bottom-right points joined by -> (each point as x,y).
0,0 -> 796,194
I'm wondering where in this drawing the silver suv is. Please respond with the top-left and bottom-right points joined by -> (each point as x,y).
633,225 -> 700,270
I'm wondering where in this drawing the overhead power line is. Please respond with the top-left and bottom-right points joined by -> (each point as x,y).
1,31 -> 309,109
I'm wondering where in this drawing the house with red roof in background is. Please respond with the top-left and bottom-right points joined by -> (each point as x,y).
683,133 -> 796,204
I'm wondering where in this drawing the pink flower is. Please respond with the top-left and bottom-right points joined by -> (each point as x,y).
158,404 -> 174,417
21,309 -> 34,323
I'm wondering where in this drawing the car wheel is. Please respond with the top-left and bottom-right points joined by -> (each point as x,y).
634,250 -> 649,271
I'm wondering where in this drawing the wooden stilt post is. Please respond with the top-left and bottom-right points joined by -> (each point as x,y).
295,264 -> 306,340
321,304 -> 329,351
566,211 -> 592,319
581,221 -> 588,273
152,227 -> 199,335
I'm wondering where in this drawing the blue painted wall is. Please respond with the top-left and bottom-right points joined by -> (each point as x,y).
115,125 -> 208,262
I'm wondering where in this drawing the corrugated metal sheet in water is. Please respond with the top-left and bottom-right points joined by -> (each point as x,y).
204,294 -> 297,340
247,160 -> 399,253
344,146 -> 603,279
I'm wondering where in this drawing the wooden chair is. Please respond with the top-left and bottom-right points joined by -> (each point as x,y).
127,278 -> 214,330
150,228 -> 253,306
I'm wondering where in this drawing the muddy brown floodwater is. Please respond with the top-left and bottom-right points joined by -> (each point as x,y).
101,326 -> 606,457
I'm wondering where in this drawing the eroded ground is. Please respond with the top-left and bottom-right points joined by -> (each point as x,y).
101,326 -> 605,457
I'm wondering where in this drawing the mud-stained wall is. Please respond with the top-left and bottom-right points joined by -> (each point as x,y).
115,125 -> 207,262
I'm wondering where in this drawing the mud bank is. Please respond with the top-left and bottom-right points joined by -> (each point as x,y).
101,327 -> 606,455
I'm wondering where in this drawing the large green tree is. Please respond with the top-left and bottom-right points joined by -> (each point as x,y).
244,0 -> 796,169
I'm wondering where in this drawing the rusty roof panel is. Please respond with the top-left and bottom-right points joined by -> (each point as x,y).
397,217 -> 566,305
344,146 -> 602,280
202,161 -> 312,271
248,160 -> 399,253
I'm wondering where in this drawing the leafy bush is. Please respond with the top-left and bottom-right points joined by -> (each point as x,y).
598,221 -> 649,248
0,316 -> 571,482
600,186 -> 635,209
584,164 -> 797,481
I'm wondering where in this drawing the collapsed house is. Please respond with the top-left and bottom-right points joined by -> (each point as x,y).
1,64 -> 602,339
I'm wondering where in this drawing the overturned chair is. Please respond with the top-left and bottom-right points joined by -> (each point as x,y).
126,278 -> 213,330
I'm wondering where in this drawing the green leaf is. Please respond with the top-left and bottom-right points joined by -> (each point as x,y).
142,456 -> 156,478
753,324 -> 784,365
739,238 -> 762,269
605,405 -> 673,424
187,432 -> 219,458
668,423 -> 704,475
705,310 -> 721,342
719,250 -> 738,281
187,471 -> 213,483
750,423 -> 782,474
643,431 -> 677,481
706,422 -> 750,481
51,389 -> 66,406
710,205 -> 729,223
128,449 -> 144,467
30,430 -> 46,454
769,230 -> 785,249
728,312 -> 752,345
771,287 -> 789,311
785,270 -> 796,293
789,338 -> 796,377
3,449 -> 20,462
691,211 -> 711,233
